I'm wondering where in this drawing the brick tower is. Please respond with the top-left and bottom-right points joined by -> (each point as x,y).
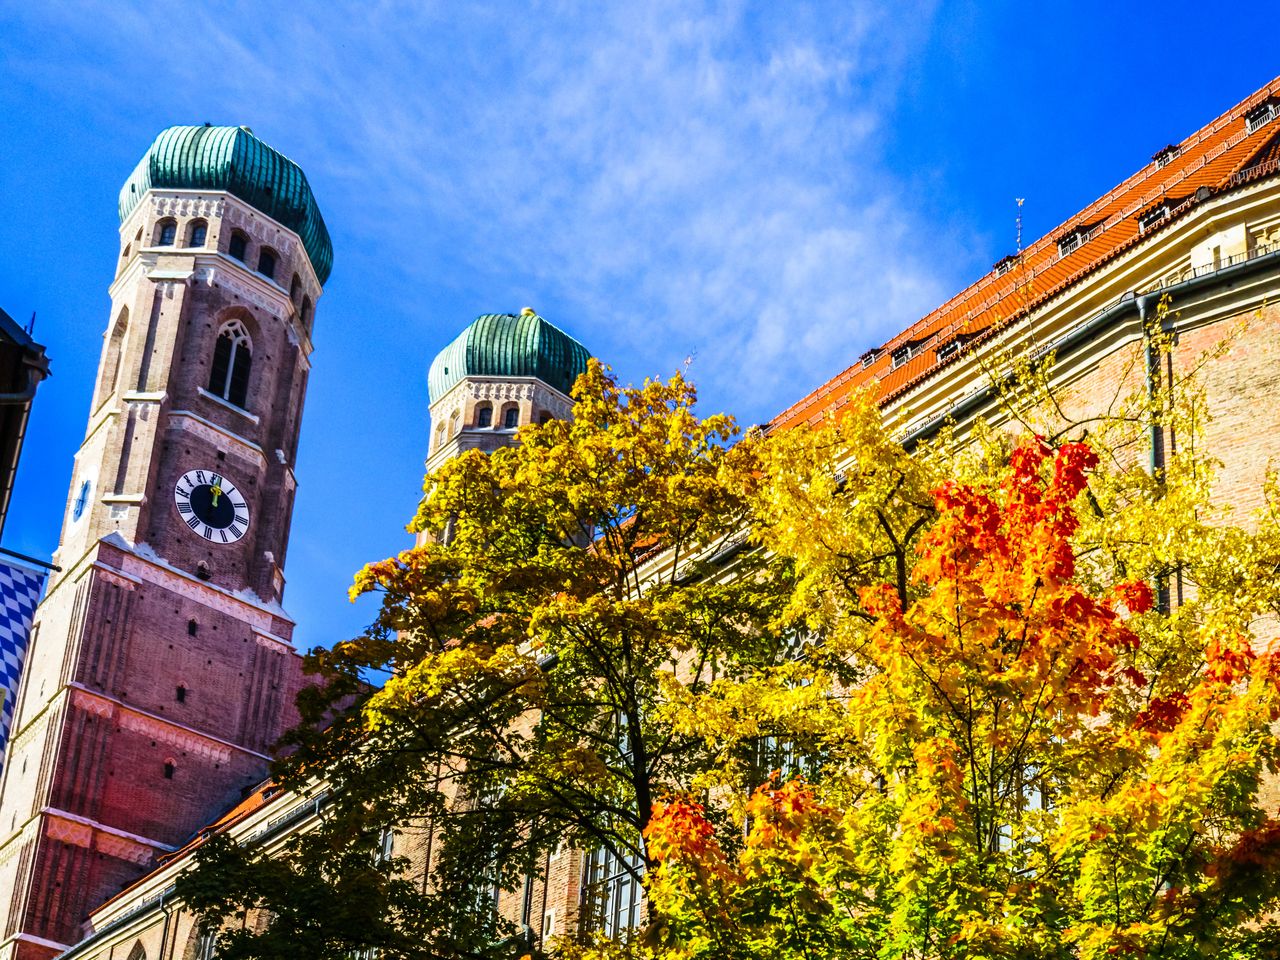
0,125 -> 331,960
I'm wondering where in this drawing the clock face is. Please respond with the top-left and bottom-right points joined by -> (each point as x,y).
174,469 -> 250,544
72,479 -> 92,522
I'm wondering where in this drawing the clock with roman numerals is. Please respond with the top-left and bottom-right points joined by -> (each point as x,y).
174,469 -> 251,544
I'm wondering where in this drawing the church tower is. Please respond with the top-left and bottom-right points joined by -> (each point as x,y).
424,308 -> 589,472
0,126 -> 331,960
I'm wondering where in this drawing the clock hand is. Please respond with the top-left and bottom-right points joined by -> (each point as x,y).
210,484 -> 222,507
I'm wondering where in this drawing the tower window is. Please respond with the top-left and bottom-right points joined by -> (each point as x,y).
228,231 -> 249,262
538,411 -> 553,425
188,619 -> 198,636
503,405 -> 520,429
475,403 -> 493,428
176,685 -> 187,703
156,219 -> 177,246
187,220 -> 208,248
257,248 -> 277,281
209,319 -> 253,408
163,760 -> 176,779
300,296 -> 313,330
290,274 -> 302,305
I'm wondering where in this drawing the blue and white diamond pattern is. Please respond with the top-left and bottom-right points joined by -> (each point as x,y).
0,559 -> 46,764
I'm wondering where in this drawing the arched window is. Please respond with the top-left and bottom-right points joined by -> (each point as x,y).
475,403 -> 493,428
156,218 -> 177,246
538,410 -> 553,425
502,404 -> 520,429
257,247 -> 277,281
300,296 -> 313,330
126,942 -> 146,960
228,231 -> 248,262
176,684 -> 187,703
96,307 -> 129,406
163,759 -> 176,779
208,319 -> 252,408
290,274 -> 302,305
187,220 -> 208,248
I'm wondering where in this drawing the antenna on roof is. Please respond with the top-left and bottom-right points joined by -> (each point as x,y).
1016,198 -> 1025,255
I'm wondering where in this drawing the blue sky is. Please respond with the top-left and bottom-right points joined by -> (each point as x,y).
1,2 -> 1276,650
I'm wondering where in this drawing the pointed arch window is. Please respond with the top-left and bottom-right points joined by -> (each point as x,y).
228,231 -> 249,262
209,320 -> 252,408
502,404 -> 520,429
475,403 -> 493,428
156,219 -> 177,246
187,220 -> 208,248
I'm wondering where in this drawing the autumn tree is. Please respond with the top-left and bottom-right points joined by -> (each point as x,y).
177,360 -> 793,959
616,321 -> 1280,959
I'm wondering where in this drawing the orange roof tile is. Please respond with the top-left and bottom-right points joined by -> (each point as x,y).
770,77 -> 1280,431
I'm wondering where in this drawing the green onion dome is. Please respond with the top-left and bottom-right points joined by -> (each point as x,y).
119,125 -> 333,285
428,309 -> 591,404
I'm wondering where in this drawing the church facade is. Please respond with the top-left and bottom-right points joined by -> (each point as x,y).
8,74 -> 1280,959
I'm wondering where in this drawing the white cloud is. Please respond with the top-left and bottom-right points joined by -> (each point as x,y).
4,0 -> 958,423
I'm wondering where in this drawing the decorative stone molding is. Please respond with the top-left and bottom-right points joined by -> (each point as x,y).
469,380 -> 537,402
150,196 -> 226,220
96,831 -> 155,866
117,710 -> 233,764
45,816 -> 93,850
117,549 -> 287,634
71,689 -> 116,719
253,630 -> 290,653
93,566 -> 140,591
167,410 -> 267,468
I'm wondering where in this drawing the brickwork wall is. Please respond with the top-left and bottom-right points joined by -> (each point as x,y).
0,186 -> 318,960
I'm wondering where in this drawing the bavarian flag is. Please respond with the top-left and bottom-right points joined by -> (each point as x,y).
0,557 -> 46,766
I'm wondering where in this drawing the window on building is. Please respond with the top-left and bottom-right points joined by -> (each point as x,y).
475,403 -> 493,428
1152,144 -> 1181,168
538,411 -> 553,425
163,760 -> 176,779
228,231 -> 249,262
156,219 -> 177,246
96,307 -> 129,405
1057,222 -> 1101,258
994,254 -> 1018,276
582,846 -> 644,937
187,220 -> 208,248
936,340 -> 960,362
176,684 -> 187,704
257,247 -> 277,281
376,826 -> 395,865
890,343 -> 915,369
1247,101 -> 1278,134
209,319 -> 253,408
188,618 -> 198,636
502,405 -> 520,429
194,928 -> 218,960
290,274 -> 302,305
300,296 -> 313,329
859,348 -> 882,368
1138,204 -> 1170,234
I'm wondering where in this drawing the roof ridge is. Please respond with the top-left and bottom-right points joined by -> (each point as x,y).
769,75 -> 1280,430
